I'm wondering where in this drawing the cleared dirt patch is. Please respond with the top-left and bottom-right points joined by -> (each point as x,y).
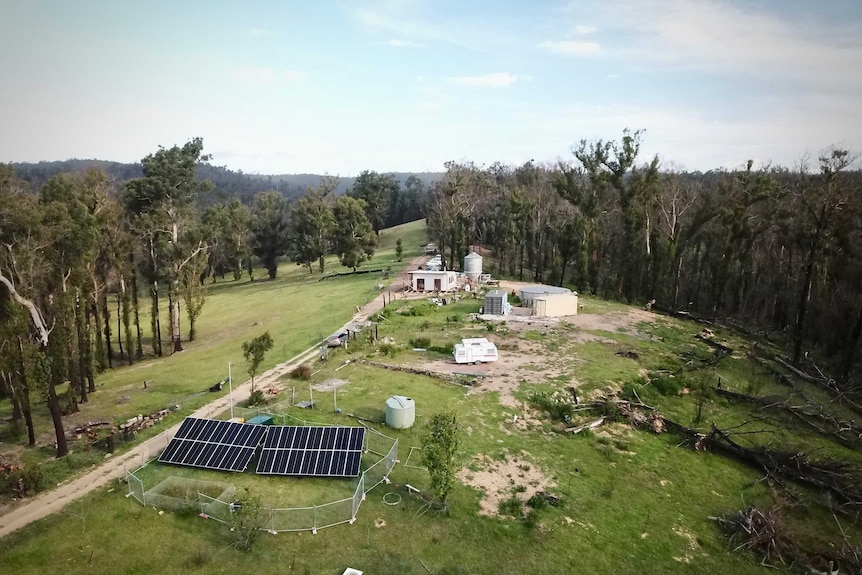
458,454 -> 554,517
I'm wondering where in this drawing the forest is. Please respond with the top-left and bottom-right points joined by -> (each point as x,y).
426,130 -> 862,396
1,131 -> 861,465
0,138 -> 428,459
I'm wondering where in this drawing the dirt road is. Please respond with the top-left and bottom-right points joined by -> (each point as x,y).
0,254 -> 429,540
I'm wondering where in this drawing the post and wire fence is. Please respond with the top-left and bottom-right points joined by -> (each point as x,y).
124,424 -> 399,534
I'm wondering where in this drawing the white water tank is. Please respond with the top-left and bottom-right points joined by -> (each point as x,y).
385,395 -> 415,429
464,252 -> 483,281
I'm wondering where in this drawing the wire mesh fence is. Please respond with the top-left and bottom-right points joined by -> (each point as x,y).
124,424 -> 397,534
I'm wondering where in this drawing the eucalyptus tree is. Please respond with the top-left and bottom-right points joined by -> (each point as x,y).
291,188 -> 335,274
348,170 -> 399,236
331,196 -> 377,271
124,138 -> 212,353
0,165 -> 69,457
789,150 -> 857,365
250,191 -> 290,279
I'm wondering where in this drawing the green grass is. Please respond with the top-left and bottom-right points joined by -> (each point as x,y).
2,220 -> 859,574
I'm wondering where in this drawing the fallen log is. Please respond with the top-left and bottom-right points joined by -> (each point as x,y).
566,417 -> 606,434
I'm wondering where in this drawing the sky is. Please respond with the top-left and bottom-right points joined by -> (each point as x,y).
2,0 -> 861,175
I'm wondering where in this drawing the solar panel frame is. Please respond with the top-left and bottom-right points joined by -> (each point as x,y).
158,417 -> 268,473
255,425 -> 366,477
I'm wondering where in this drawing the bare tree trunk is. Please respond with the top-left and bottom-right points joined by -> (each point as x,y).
120,275 -> 133,365
74,290 -> 89,403
15,339 -> 36,446
83,298 -> 95,393
116,293 -> 124,361
151,282 -> 162,357
131,267 -> 143,358
102,290 -> 113,368
91,276 -> 106,372
793,249 -> 818,366
46,380 -> 68,458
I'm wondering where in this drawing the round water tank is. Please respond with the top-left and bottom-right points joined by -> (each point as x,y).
464,252 -> 483,280
385,395 -> 416,429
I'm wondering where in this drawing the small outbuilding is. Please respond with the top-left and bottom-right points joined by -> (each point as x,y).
531,292 -> 579,317
247,414 -> 274,426
516,284 -> 579,317
408,270 -> 458,292
483,290 -> 511,316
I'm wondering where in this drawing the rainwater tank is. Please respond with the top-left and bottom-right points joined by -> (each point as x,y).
464,252 -> 483,281
385,395 -> 416,429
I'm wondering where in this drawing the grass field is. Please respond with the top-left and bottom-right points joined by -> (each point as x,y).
1,219 -> 860,575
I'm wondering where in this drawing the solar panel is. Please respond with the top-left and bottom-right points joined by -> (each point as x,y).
159,417 -> 268,472
255,426 -> 366,477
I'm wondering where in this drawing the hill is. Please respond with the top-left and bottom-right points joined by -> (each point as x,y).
9,159 -> 443,204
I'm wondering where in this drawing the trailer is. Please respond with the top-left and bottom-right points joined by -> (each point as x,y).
453,338 -> 499,364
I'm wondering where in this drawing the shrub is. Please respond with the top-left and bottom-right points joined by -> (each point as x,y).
428,343 -> 455,355
485,323 -> 495,332
410,337 -> 431,349
244,390 -> 265,407
498,495 -> 524,518
419,320 -> 432,330
0,467 -> 44,498
401,303 -> 436,317
528,391 -> 574,423
290,364 -> 312,380
649,373 -> 685,396
379,343 -> 397,356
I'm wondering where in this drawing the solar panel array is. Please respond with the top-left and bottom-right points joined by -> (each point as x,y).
159,417 -> 267,472
256,426 -> 365,477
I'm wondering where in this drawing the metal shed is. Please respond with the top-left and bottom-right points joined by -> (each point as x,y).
483,290 -> 510,316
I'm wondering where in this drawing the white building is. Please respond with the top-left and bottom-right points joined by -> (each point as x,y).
517,285 -> 579,317
408,270 -> 458,292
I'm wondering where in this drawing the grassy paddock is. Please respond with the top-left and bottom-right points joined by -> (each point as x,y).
2,220 -> 860,574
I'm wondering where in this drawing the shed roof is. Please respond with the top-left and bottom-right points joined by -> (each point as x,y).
518,285 -> 571,296
485,290 -> 508,298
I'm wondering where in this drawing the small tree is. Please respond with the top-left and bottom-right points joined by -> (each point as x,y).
395,238 -> 403,262
691,374 -> 713,425
228,488 -> 266,552
422,411 -> 461,511
242,332 -> 273,393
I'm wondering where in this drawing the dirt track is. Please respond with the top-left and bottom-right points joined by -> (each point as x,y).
0,254 -> 429,540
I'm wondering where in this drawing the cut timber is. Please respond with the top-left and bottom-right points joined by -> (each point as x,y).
566,417 -> 606,434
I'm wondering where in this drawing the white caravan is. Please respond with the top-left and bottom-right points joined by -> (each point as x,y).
453,338 -> 499,364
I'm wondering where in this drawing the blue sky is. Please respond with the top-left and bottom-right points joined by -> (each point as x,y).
2,0 -> 861,175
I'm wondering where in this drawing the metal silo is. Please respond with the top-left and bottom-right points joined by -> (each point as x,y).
464,252 -> 483,281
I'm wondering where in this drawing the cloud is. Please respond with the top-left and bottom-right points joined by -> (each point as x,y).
248,28 -> 271,38
574,24 -> 596,35
448,72 -> 518,88
539,40 -> 601,56
387,38 -> 422,47
589,0 -> 862,90
282,69 -> 305,82
234,67 -> 304,84
235,66 -> 276,83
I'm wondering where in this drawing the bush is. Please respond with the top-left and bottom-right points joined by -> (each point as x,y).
400,303 -> 436,317
528,391 -> 575,423
410,337 -> 431,349
649,374 -> 685,396
0,467 -> 44,498
378,343 -> 397,356
419,320 -> 432,330
290,364 -> 312,380
498,495 -> 524,518
428,343 -> 455,355
244,390 -> 265,407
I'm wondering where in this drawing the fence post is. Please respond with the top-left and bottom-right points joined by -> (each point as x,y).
270,507 -> 275,533
312,505 -> 317,535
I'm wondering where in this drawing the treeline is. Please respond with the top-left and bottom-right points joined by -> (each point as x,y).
427,130 -> 862,388
0,138 -> 429,458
